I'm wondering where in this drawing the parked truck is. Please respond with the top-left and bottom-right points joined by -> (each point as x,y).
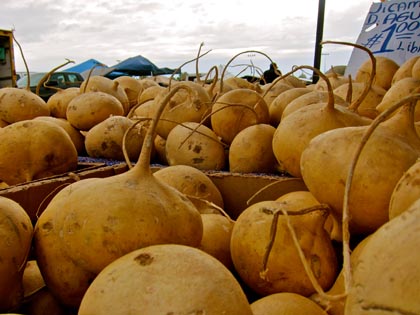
0,29 -> 17,88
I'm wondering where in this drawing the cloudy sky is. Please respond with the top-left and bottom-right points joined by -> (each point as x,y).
1,0 -> 375,76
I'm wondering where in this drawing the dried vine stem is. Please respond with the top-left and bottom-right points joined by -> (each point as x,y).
36,59 -> 75,95
321,40 -> 376,113
259,204 -> 346,302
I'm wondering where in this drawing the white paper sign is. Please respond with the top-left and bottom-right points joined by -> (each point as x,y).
345,0 -> 420,78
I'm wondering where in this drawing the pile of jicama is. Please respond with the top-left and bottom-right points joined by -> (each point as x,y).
0,40 -> 419,315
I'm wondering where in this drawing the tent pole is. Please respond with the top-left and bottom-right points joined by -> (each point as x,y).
312,0 -> 326,84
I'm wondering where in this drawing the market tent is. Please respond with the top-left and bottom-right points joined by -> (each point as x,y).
107,55 -> 178,77
63,59 -> 109,74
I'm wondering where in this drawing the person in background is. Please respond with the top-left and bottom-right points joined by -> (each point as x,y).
261,62 -> 280,84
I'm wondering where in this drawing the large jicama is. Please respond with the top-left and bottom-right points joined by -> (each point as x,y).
230,200 -> 338,297
388,159 -> 420,220
355,55 -> 399,91
21,260 -> 67,315
391,55 -> 420,84
211,87 -> 269,144
153,164 -> 225,213
0,197 -> 33,313
199,213 -> 234,270
34,84 -> 204,308
46,87 -> 80,119
375,77 -> 420,120
0,119 -> 78,185
153,81 -> 212,139
165,121 -> 226,171
228,123 -> 278,174
251,292 -> 328,315
78,244 -> 253,315
344,198 -> 420,314
300,93 -> 420,235
66,91 -> 125,131
84,115 -> 149,161
272,65 -> 371,178
33,116 -> 85,155
0,87 -> 50,123
80,75 -> 130,115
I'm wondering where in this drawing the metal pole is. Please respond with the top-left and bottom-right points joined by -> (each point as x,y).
312,0 -> 326,84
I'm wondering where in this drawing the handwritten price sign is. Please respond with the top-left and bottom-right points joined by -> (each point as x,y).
345,0 -> 420,77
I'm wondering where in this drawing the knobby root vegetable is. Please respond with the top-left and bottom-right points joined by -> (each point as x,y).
84,115 -> 149,161
153,164 -> 224,213
78,244 -> 254,315
165,121 -> 226,171
229,123 -> 278,174
230,200 -> 338,297
0,119 -> 78,185
66,91 -> 125,131
34,83 -> 203,308
0,88 -> 50,124
344,200 -> 420,314
0,197 -> 33,312
251,292 -> 328,315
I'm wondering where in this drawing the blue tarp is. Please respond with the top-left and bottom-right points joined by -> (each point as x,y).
63,59 -> 109,74
107,55 -> 178,77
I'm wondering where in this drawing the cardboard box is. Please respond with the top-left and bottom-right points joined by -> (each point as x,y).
0,162 -> 307,222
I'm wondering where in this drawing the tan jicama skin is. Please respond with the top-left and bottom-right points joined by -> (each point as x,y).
261,82 -> 292,109
268,87 -> 311,126
34,178 -> 98,309
309,235 -> 371,315
199,213 -> 234,270
154,80 -> 213,139
78,244 -> 254,315
355,56 -> 400,91
211,88 -> 270,144
276,190 -> 341,242
46,87 -> 80,119
136,84 -> 165,106
301,93 -> 420,235
21,260 -> 68,315
153,164 -> 225,212
0,88 -> 50,124
376,77 -> 420,120
84,115 -> 148,161
113,76 -> 143,109
333,81 -> 385,119
80,75 -> 130,115
66,91 -> 125,131
314,69 -> 349,91
281,90 -> 348,119
33,116 -> 85,155
251,292 -> 328,315
0,197 -> 33,313
230,200 -> 338,297
0,120 -> 78,185
388,159 -> 420,220
272,65 -> 371,179
152,134 -> 168,164
412,56 -> 420,79
34,84 -> 203,308
165,121 -> 226,171
391,55 -> 420,84
344,199 -> 420,315
228,123 -> 279,174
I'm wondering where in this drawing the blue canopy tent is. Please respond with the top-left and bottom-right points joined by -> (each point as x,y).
63,59 -> 108,73
105,55 -> 179,78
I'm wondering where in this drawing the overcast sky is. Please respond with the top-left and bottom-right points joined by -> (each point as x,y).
1,0 -> 375,76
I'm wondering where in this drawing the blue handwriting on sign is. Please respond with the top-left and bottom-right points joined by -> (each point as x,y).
363,0 -> 420,54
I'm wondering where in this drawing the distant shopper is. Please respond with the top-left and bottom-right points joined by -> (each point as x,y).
261,62 -> 280,84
